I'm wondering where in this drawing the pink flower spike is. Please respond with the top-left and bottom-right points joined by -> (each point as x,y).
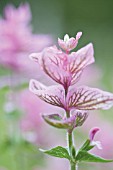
89,127 -> 100,141
58,32 -> 82,52
29,79 -> 65,108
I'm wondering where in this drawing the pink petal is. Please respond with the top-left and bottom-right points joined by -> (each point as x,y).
4,3 -> 31,24
67,86 -> 113,110
29,79 -> 65,108
76,32 -> 82,40
41,46 -> 71,87
89,127 -> 100,141
68,37 -> 77,51
58,38 -> 66,51
69,43 -> 95,85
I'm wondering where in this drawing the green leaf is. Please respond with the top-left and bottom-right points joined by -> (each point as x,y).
40,146 -> 70,160
79,139 -> 94,152
76,151 -> 113,163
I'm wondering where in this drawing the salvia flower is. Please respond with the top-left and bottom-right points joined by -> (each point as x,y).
29,33 -> 113,130
29,33 -> 113,169
89,127 -> 102,149
30,42 -> 94,88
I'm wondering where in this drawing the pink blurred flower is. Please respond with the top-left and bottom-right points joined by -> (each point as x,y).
0,3 -> 52,71
18,89 -> 63,146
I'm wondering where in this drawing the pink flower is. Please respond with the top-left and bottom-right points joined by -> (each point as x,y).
58,32 -> 82,52
3,3 -> 31,25
29,79 -> 113,111
83,113 -> 113,158
89,127 -> 100,141
30,43 -> 94,88
89,127 -> 102,149
0,3 -> 52,71
29,33 -> 113,135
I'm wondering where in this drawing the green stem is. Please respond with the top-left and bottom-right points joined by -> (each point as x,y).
66,111 -> 77,170
65,86 -> 78,170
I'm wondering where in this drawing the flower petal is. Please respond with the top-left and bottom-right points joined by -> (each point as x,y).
29,79 -> 65,108
67,86 -> 113,110
69,43 -> 95,85
89,127 -> 100,141
89,127 -> 102,150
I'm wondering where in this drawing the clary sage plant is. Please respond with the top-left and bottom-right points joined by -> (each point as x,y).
29,32 -> 113,170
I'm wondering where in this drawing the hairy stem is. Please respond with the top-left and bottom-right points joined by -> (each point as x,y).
66,111 -> 77,170
65,86 -> 77,170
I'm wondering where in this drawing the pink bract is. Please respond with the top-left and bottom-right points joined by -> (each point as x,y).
30,43 -> 94,88
29,79 -> 113,111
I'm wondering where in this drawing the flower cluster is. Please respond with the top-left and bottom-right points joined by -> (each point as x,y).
0,3 -> 52,71
29,32 -> 113,133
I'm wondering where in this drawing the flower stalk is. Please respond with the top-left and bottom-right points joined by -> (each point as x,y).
66,109 -> 76,170
29,32 -> 113,170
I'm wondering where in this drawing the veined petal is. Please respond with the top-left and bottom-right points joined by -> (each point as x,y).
42,46 -> 71,87
29,46 -> 71,87
29,79 -> 65,108
69,43 -> 94,85
67,86 -> 113,110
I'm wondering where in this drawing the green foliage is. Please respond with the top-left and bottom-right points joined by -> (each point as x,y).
75,139 -> 113,163
79,139 -> 94,152
40,146 -> 71,160
76,151 -> 113,163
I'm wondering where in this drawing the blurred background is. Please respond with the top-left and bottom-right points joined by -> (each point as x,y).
0,0 -> 113,170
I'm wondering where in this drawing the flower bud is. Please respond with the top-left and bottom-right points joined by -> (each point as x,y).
58,32 -> 82,52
